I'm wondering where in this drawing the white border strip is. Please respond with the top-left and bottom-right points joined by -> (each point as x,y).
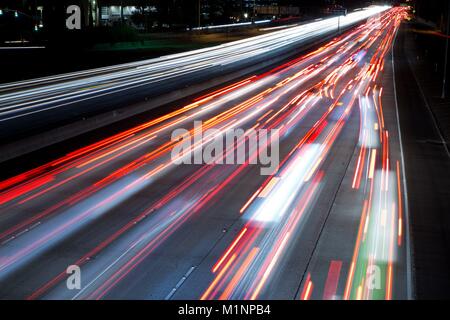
391,25 -> 415,300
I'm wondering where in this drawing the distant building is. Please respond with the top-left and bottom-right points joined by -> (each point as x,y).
1,0 -> 344,32
255,5 -> 300,18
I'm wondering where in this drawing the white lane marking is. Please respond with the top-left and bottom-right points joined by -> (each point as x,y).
1,236 -> 15,246
391,26 -> 414,300
71,239 -> 142,300
164,266 -> 196,300
0,222 -> 41,246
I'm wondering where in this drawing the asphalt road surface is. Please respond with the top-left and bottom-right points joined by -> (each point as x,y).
0,6 -> 388,141
0,7 -> 412,300
392,22 -> 450,299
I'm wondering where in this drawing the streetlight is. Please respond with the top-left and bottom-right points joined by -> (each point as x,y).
336,9 -> 346,33
442,0 -> 450,99
198,0 -> 201,28
0,8 -> 33,19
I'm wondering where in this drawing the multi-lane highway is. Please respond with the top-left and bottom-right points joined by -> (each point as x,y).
0,7 -> 411,300
0,6 -> 388,141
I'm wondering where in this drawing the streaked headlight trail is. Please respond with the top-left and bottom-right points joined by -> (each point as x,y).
0,7 -> 411,300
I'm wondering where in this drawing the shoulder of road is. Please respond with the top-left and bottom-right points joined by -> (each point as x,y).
393,20 -> 450,299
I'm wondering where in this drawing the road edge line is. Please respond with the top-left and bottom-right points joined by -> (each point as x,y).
391,24 -> 415,300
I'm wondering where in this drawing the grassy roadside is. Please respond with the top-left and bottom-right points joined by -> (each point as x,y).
0,28 -> 266,84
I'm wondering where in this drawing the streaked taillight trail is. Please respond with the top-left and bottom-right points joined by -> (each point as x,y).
202,8 -> 409,301
0,7 -> 410,300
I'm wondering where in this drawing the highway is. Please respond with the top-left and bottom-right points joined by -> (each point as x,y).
0,6 -> 388,140
0,7 -> 411,300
